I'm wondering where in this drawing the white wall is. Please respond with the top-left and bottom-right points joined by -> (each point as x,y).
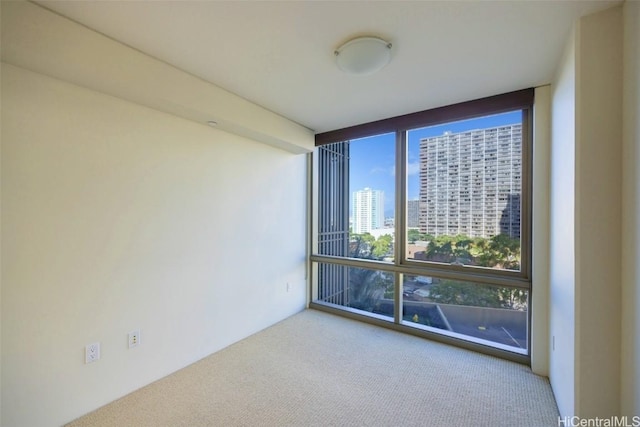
549,5 -> 623,417
621,0 -> 640,416
531,85 -> 551,376
574,6 -> 622,416
549,26 -> 577,418
1,63 -> 308,426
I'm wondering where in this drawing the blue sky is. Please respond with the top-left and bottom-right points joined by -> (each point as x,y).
349,110 -> 522,217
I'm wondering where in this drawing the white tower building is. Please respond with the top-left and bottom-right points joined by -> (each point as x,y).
352,188 -> 385,234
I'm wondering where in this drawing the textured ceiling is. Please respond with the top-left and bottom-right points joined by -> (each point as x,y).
38,0 -> 619,133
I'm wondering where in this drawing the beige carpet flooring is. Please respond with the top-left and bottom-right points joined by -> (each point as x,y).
68,309 -> 559,426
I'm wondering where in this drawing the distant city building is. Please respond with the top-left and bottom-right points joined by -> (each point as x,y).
407,199 -> 420,228
418,124 -> 522,239
352,188 -> 385,234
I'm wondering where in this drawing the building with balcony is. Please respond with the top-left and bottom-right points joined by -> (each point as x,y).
418,125 -> 522,239
352,188 -> 385,234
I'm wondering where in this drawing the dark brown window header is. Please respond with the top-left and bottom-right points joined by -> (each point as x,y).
315,88 -> 534,146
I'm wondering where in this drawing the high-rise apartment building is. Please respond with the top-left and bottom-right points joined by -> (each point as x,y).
352,188 -> 385,234
418,124 -> 521,239
407,199 -> 420,228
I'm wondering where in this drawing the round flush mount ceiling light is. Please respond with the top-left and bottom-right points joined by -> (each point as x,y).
334,36 -> 392,76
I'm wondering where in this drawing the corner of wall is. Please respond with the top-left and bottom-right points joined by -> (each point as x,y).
621,0 -> 640,416
574,4 -> 623,416
531,84 -> 551,377
549,22 -> 577,416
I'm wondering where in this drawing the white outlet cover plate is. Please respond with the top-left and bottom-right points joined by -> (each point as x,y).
128,330 -> 140,348
85,342 -> 100,364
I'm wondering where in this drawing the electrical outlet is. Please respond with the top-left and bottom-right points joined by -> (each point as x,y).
85,342 -> 100,364
128,330 -> 140,349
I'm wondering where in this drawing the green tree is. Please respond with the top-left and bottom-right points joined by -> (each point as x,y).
417,234 -> 520,270
407,229 -> 421,244
349,232 -> 375,258
469,237 -> 490,260
425,235 -> 455,263
429,279 -> 502,307
408,229 -> 434,244
422,233 -> 435,242
372,234 -> 393,258
348,268 -> 393,312
497,287 -> 528,310
472,234 -> 520,269
489,234 -> 520,270
429,279 -> 527,310
451,235 -> 474,264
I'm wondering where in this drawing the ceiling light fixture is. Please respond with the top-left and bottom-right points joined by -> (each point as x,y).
334,36 -> 392,76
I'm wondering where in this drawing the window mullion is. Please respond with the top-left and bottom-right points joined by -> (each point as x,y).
394,130 -> 407,324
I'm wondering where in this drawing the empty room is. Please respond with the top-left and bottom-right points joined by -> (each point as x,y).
1,0 -> 639,426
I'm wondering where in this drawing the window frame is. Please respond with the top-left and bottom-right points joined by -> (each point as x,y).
310,89 -> 534,362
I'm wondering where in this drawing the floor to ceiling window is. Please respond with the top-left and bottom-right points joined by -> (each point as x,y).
311,89 -> 533,362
